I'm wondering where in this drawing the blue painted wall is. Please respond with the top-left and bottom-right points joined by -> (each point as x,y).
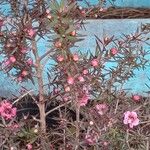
77,19 -> 150,96
77,0 -> 150,8
0,19 -> 150,98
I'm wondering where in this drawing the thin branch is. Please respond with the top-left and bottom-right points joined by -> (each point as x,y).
39,48 -> 55,61
12,90 -> 34,105
45,101 -> 71,116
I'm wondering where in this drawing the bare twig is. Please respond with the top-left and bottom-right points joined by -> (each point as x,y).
45,101 -> 71,116
12,90 -> 33,105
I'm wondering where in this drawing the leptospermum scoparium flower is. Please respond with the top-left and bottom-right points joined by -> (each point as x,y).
26,28 -> 36,38
78,76 -> 85,82
83,69 -> 88,75
26,144 -> 32,150
79,94 -> 89,106
46,9 -> 52,19
73,53 -> 79,61
0,100 -> 17,120
65,86 -> 70,92
4,59 -> 10,66
95,103 -> 108,115
26,58 -> 33,65
85,134 -> 96,145
70,30 -> 76,36
132,94 -> 141,102
110,47 -> 118,55
91,59 -> 99,67
20,47 -> 28,54
85,130 -> 99,145
123,111 -> 139,128
67,76 -> 74,85
57,55 -> 64,62
21,70 -> 28,77
54,41 -> 62,48
9,56 -> 16,63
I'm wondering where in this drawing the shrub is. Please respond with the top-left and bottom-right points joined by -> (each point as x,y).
0,0 -> 150,149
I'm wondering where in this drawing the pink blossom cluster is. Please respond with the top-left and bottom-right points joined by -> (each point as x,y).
123,111 -> 139,128
79,94 -> 89,106
0,100 -> 17,120
4,56 -> 16,67
7,123 -> 20,131
95,103 -> 108,115
85,130 -> 99,145
26,144 -> 32,150
46,9 -> 52,19
110,47 -> 118,55
132,94 -> 141,102
24,28 -> 36,38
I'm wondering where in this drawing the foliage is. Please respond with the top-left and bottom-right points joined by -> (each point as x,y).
0,0 -> 150,149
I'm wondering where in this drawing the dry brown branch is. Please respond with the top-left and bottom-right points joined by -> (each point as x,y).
85,7 -> 150,19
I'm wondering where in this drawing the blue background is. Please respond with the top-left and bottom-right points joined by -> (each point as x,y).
0,1 -> 150,98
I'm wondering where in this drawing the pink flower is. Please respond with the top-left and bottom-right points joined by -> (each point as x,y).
27,58 -> 33,65
132,94 -> 141,102
123,111 -> 139,128
91,59 -> 99,67
57,55 -> 64,62
79,94 -> 89,106
7,123 -> 20,131
78,76 -> 85,82
0,100 -> 17,120
103,141 -> 108,146
13,123 -> 19,129
4,60 -> 10,66
54,41 -> 62,48
47,13 -> 52,19
67,76 -> 74,85
17,76 -> 23,82
85,134 -> 95,145
75,23 -> 81,30
63,96 -> 69,102
6,43 -> 11,48
99,8 -> 107,12
26,144 -> 32,150
110,47 -> 118,55
46,9 -> 50,14
83,85 -> 90,95
21,70 -> 28,77
46,10 -> 52,19
73,54 -> 79,61
9,56 -> 16,63
21,47 -> 28,54
99,8 -> 104,12
81,10 -> 86,15
71,30 -> 76,36
65,86 -> 70,92
89,121 -> 94,125
95,103 -> 107,115
27,28 -> 36,38
54,88 -> 59,94
85,131 -> 98,145
83,69 -> 88,75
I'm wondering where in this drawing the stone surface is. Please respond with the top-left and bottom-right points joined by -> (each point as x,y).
0,19 -> 150,98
